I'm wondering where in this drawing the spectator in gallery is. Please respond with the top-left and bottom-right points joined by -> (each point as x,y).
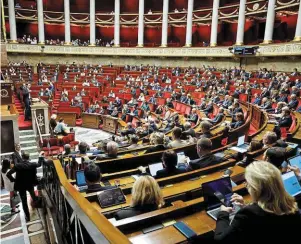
148,9 -> 153,14
214,161 -> 301,242
115,175 -> 164,220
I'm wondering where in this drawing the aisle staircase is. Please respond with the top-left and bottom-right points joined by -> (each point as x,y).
19,129 -> 43,176
13,94 -> 33,130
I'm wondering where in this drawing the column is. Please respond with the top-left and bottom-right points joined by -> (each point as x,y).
114,0 -> 120,47
294,1 -> 301,41
235,0 -> 246,45
185,0 -> 194,47
8,0 -> 17,43
89,0 -> 96,46
37,0 -> 45,44
64,0 -> 71,44
137,0 -> 144,47
210,0 -> 220,47
161,0 -> 169,47
263,0 -> 276,44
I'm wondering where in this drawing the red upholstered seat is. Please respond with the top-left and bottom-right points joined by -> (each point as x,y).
289,116 -> 296,133
68,133 -> 79,147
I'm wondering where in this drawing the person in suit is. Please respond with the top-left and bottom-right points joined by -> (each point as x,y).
288,94 -> 299,110
199,121 -> 213,138
260,97 -> 272,110
252,93 -> 262,106
141,101 -> 150,112
203,101 -> 214,117
148,95 -> 157,104
11,143 -> 23,165
155,150 -> 187,179
7,152 -> 43,221
121,123 -> 136,137
209,107 -> 224,124
115,175 -> 164,220
111,107 -> 119,117
132,105 -> 139,116
167,127 -> 188,148
278,107 -> 293,128
145,132 -> 167,153
181,122 -> 196,139
184,94 -> 195,105
22,84 -> 31,121
188,138 -> 222,170
260,87 -> 270,98
79,163 -> 115,194
214,161 -> 301,243
187,108 -> 199,125
166,98 -> 174,109
230,112 -> 244,129
114,97 -> 122,110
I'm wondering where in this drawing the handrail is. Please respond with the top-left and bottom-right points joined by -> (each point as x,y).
33,110 -> 43,144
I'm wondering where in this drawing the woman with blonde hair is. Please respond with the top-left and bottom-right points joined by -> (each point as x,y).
115,175 -> 164,220
215,161 -> 301,242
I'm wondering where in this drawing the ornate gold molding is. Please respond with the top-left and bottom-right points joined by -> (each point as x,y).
5,43 -> 301,57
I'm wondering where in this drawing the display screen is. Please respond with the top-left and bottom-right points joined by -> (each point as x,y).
97,188 -> 126,208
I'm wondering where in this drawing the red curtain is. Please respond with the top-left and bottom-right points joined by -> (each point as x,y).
25,22 -> 39,37
19,0 -> 36,9
43,0 -> 63,11
196,24 -> 211,42
173,0 -> 188,9
97,26 -> 114,41
70,25 -> 90,40
121,0 -> 139,13
144,26 -> 162,44
280,14 -> 297,40
172,25 -> 186,45
120,26 -> 138,43
71,0 -> 89,13
45,23 -> 65,39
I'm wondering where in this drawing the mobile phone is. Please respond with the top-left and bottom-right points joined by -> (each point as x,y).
173,221 -> 197,239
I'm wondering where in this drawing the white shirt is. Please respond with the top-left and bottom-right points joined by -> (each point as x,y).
1,170 -> 15,192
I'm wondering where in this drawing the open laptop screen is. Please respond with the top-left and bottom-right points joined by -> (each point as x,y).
282,171 -> 301,197
202,177 -> 233,209
289,155 -> 301,170
75,170 -> 86,187
177,152 -> 186,164
149,162 -> 164,177
97,188 -> 126,208
237,135 -> 245,147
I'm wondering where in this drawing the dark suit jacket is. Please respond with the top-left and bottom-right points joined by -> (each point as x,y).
7,159 -> 42,191
182,128 -> 196,139
288,99 -> 299,110
215,203 -> 301,242
203,104 -> 213,113
188,114 -> 199,124
11,151 -> 23,164
115,204 -> 158,220
145,145 -> 167,153
155,167 -> 187,179
86,184 -> 115,194
253,97 -> 261,105
230,120 -> 244,129
211,113 -> 224,124
189,153 -> 222,170
279,115 -> 293,128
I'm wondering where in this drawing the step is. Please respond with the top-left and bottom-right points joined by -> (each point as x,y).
20,140 -> 37,147
19,130 -> 35,136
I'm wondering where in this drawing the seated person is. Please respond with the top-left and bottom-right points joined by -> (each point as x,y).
78,141 -> 89,154
252,93 -> 262,105
155,150 -> 187,179
167,127 -> 188,148
108,90 -> 115,98
132,105 -> 139,116
121,123 -> 136,137
214,161 -> 301,242
107,101 -> 114,113
203,101 -> 214,117
288,94 -> 299,110
60,93 -> 69,102
145,132 -> 167,153
78,163 -> 115,194
127,97 -> 138,106
111,107 -> 119,117
263,147 -> 287,169
236,140 -> 263,167
230,112 -> 244,129
148,95 -> 157,104
188,138 -> 222,170
54,118 -> 68,136
127,135 -> 141,149
187,108 -> 199,124
141,101 -> 150,112
181,122 -> 196,139
86,105 -> 96,113
121,105 -> 130,121
259,97 -> 272,110
200,121 -> 213,138
97,141 -> 118,160
208,107 -> 224,124
74,93 -> 82,103
115,175 -> 164,220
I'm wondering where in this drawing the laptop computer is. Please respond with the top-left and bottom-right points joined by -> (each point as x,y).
288,155 -> 301,170
148,162 -> 164,177
230,135 -> 249,153
97,188 -> 126,208
281,171 -> 301,198
202,177 -> 237,221
75,170 -> 88,192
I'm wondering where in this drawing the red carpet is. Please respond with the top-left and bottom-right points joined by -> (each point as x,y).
18,115 -> 32,130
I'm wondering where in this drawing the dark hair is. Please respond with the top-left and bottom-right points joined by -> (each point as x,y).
1,159 -> 11,174
59,118 -> 64,123
84,163 -> 101,183
249,140 -> 263,152
265,147 -> 286,169
162,150 -> 177,168
130,135 -> 139,144
22,152 -> 30,160
172,127 -> 182,139
79,142 -> 88,154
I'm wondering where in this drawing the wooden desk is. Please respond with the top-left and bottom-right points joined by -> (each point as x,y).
82,113 -> 101,129
57,112 -> 77,127
89,166 -> 245,214
102,115 -> 119,133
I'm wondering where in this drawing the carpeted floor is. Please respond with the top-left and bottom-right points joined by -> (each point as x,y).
18,115 -> 33,130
